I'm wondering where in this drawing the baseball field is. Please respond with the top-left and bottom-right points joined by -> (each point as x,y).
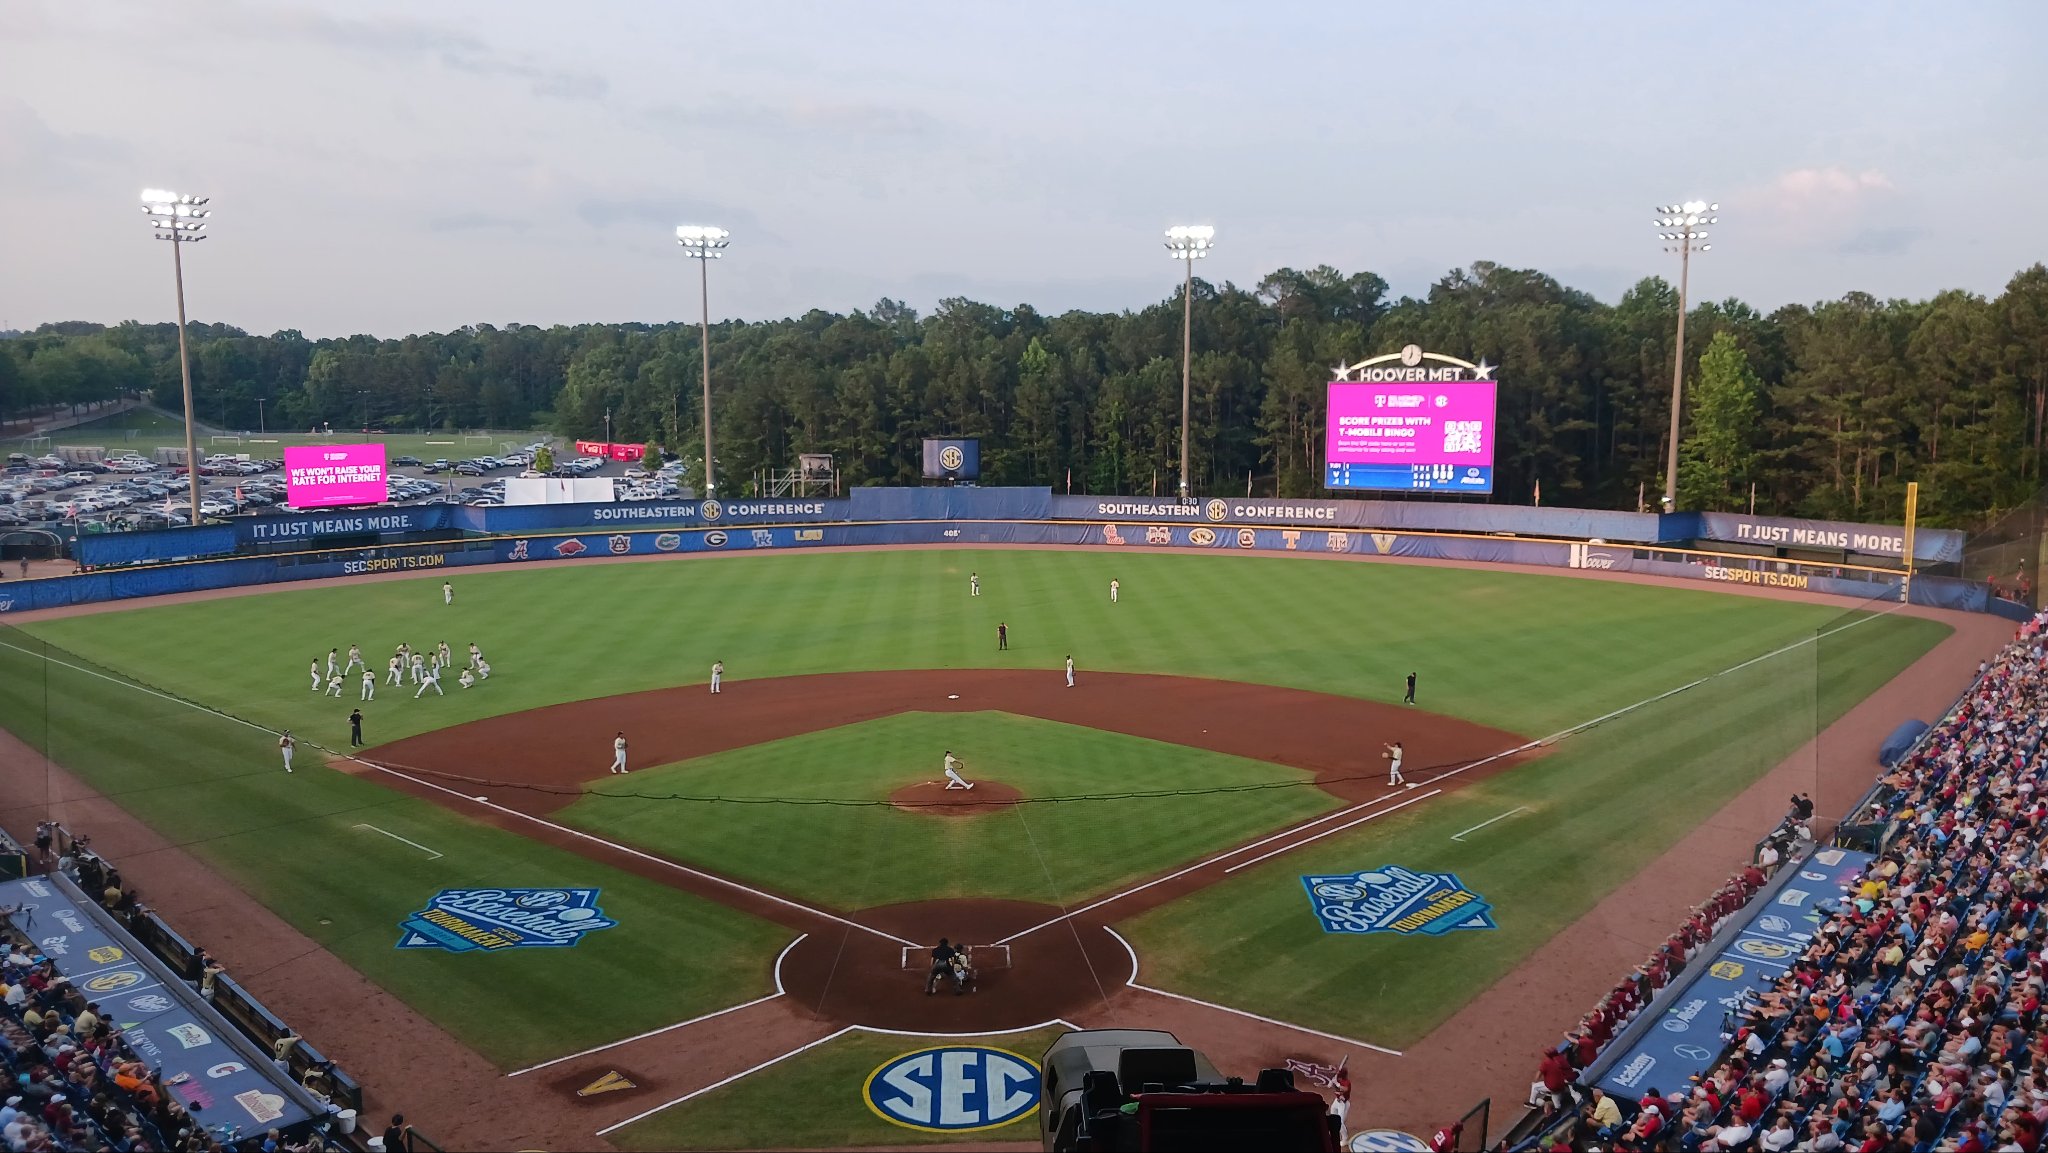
0,546 -> 1955,1147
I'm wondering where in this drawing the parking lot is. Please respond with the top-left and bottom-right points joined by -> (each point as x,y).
0,440 -> 687,537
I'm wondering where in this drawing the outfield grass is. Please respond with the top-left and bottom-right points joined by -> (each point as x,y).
609,1027 -> 1065,1151
566,712 -> 1336,909
1,551 -> 1952,1077
1120,607 -> 1948,1046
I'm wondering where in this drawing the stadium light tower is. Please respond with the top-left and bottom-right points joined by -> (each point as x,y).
1655,200 -> 1717,512
1164,225 -> 1215,502
142,189 -> 211,527
676,225 -> 730,497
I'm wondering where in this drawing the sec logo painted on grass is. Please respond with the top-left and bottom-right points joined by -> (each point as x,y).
863,1046 -> 1040,1132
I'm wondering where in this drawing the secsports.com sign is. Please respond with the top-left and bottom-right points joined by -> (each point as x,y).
863,1046 -> 1039,1132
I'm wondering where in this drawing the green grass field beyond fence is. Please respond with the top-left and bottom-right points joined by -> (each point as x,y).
14,405 -> 545,460
0,550 -> 1952,1072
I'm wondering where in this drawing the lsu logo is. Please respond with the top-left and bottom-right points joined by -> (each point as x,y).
700,499 -> 723,521
653,533 -> 682,552
1371,533 -> 1398,554
554,539 -> 587,557
506,539 -> 530,561
1205,498 -> 1228,522
1189,527 -> 1217,546
1236,528 -> 1257,548
1102,525 -> 1127,545
794,529 -> 823,542
1301,866 -> 1496,937
939,445 -> 965,471
864,1047 -> 1039,1132
607,534 -> 632,555
1327,531 -> 1352,553
1145,525 -> 1171,545
704,530 -> 728,547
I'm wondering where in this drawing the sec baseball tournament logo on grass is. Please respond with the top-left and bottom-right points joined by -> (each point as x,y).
864,1046 -> 1040,1133
395,887 -> 618,953
1301,866 -> 1497,937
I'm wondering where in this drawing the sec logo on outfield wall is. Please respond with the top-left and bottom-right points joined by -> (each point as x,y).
863,1046 -> 1039,1132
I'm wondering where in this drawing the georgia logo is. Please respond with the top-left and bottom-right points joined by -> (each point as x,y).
207,1062 -> 248,1079
939,445 -> 964,471
653,533 -> 682,552
704,530 -> 728,547
864,1046 -> 1039,1133
1205,498 -> 1228,522
607,534 -> 632,555
700,499 -> 723,521
1189,527 -> 1216,546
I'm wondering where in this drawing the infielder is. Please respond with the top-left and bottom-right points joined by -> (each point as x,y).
414,663 -> 443,697
710,661 -> 723,694
970,572 -> 980,597
610,731 -> 628,774
442,581 -> 453,606
1383,741 -> 1411,788
308,659 -> 322,691
1110,578 -> 1120,603
385,655 -> 404,686
345,644 -> 364,674
279,731 -> 295,774
324,673 -> 344,698
943,751 -> 974,790
360,669 -> 377,701
1065,655 -> 1075,688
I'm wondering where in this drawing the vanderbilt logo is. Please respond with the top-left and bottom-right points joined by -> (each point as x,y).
1371,533 -> 1398,555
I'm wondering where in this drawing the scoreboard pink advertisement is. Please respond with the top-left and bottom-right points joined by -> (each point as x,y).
1324,381 -> 1498,492
284,444 -> 388,509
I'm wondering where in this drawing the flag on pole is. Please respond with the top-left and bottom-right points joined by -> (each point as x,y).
1246,471 -> 1252,497
1533,479 -> 1541,507
1066,467 -> 1071,494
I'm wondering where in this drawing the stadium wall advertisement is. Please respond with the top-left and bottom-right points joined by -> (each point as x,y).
282,443 -> 387,510
1693,511 -> 1963,564
5,518 -> 2010,616
1325,380 -> 1497,494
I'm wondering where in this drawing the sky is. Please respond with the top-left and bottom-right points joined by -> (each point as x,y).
2,0 -> 2043,338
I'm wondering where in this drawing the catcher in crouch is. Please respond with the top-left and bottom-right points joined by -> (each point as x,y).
924,937 -> 977,995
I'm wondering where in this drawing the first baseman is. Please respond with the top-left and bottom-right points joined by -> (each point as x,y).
1383,741 -> 1411,788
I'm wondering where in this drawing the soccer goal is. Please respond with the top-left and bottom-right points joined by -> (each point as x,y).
209,435 -> 243,447
24,436 -> 50,452
463,433 -> 492,446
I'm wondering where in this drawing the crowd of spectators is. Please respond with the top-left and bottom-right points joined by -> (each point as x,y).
1524,610 -> 2048,1151
1526,801 -> 1814,1117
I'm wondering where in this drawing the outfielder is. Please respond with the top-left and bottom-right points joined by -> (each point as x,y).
1065,655 -> 1075,688
1110,578 -> 1120,603
325,673 -> 344,698
970,572 -> 980,597
1383,741 -> 1411,788
710,661 -> 723,694
308,659 -> 322,691
279,731 -> 295,774
345,644 -> 364,674
442,581 -> 453,606
414,663 -> 443,698
360,669 -> 377,701
943,751 -> 974,790
385,655 -> 404,687
610,731 -> 628,774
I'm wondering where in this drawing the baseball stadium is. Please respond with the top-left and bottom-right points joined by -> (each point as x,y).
0,473 -> 2029,1151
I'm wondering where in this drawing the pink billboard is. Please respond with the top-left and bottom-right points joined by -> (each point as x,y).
1325,381 -> 1497,492
284,443 -> 388,509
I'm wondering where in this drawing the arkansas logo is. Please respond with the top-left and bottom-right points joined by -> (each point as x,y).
1145,525 -> 1171,545
607,535 -> 632,555
555,539 -> 587,557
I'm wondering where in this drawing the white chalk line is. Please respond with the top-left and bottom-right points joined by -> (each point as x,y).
0,640 -> 918,948
507,989 -> 787,1078
350,822 -> 444,860
594,1025 -> 856,1137
1101,926 -> 1401,1057
1000,604 -> 1906,940
1224,789 -> 1442,874
1450,806 -> 1531,842
772,933 -> 807,995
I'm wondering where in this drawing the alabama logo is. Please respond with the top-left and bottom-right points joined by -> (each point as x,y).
507,539 -> 530,561
396,887 -> 618,953
1300,866 -> 1496,937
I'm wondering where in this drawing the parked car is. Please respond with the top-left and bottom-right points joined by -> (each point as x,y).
391,455 -> 422,467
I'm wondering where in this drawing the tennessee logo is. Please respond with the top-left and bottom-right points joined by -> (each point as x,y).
1281,530 -> 1300,551
577,1071 -> 637,1098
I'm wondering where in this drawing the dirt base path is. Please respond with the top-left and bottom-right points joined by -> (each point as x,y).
0,726 -> 613,1153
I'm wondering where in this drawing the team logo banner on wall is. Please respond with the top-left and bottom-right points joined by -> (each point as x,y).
1301,866 -> 1496,936
396,887 -> 617,953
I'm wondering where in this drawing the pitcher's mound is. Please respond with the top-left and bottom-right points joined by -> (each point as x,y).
888,779 -> 1022,817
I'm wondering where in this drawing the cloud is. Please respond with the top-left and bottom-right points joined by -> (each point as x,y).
637,98 -> 944,145
1837,226 -> 1923,257
0,98 -> 131,192
437,52 -> 608,103
573,196 -> 764,238
1774,166 -> 1894,205
1750,165 -> 1907,250
425,212 -> 529,234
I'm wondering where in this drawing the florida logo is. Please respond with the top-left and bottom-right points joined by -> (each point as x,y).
607,534 -> 632,555
1189,527 -> 1217,546
1300,866 -> 1496,937
554,538 -> 587,557
1205,498 -> 1228,522
1145,525 -> 1172,545
654,533 -> 682,552
700,499 -> 723,521
396,887 -> 618,953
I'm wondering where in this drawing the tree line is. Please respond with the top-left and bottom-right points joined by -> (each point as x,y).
3,261 -> 2045,527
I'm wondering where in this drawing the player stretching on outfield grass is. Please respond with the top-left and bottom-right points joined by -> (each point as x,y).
345,644 -> 364,674
309,658 -> 322,691
1383,741 -> 1411,788
443,581 -> 453,605
360,669 -> 376,701
1110,578 -> 1120,603
414,663 -> 443,697
386,654 -> 403,687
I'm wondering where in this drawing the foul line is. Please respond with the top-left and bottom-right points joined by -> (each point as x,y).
507,990 -> 786,1078
1224,789 -> 1441,874
350,823 -> 444,860
1451,806 -> 1530,842
594,1026 -> 856,1137
1102,927 -> 1401,1057
0,640 -> 917,949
